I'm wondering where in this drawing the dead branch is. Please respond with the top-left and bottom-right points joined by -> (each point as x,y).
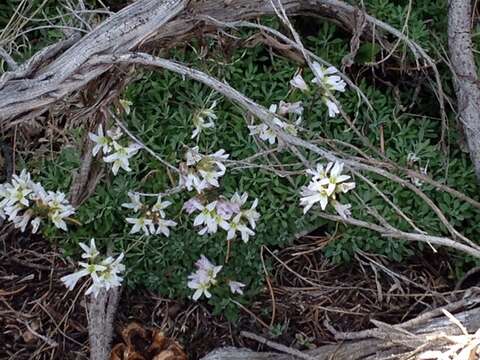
448,0 -> 480,181
88,51 -> 480,260
87,287 -> 121,360
0,0 -> 444,126
0,0 -> 188,121
201,293 -> 480,359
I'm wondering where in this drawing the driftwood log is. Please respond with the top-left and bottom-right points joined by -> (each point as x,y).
201,294 -> 480,360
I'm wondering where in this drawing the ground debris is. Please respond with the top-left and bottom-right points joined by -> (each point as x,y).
111,322 -> 187,360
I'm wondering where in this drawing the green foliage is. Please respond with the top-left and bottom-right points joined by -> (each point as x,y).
14,4 -> 480,317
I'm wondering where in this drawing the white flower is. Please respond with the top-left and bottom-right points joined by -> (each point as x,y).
151,195 -> 172,218
105,253 -> 126,279
43,191 -> 75,231
225,214 -> 255,242
5,176 -> 32,207
248,119 -> 285,145
278,101 -> 304,116
198,169 -> 222,188
195,255 -> 223,281
211,149 -> 229,161
180,171 -> 206,193
249,123 -> 277,144
13,169 -> 33,188
331,200 -> 352,219
306,163 -> 332,181
49,209 -> 73,231
269,103 -> 278,114
411,163 -> 428,187
300,161 -> 355,214
119,99 -> 133,115
300,182 -> 329,213
325,98 -> 340,118
79,238 -> 99,260
192,101 -> 217,139
192,118 -> 215,139
123,193 -> 176,238
126,216 -> 153,235
194,201 -> 229,235
31,217 -> 41,233
197,150 -> 228,189
85,253 -> 125,298
89,125 -> 113,156
230,192 -> 248,207
311,63 -> 337,82
61,241 -> 125,298
61,262 -> 106,291
318,162 -> 351,196
154,218 -> 177,237
249,107 -> 298,144
185,146 -> 203,166
0,170 -> 75,234
188,271 -> 212,301
336,181 -> 356,194
107,127 -> 123,141
187,255 -> 222,300
228,280 -> 246,295
311,63 -> 346,92
45,191 -> 73,212
216,198 -> 240,220
290,74 -> 309,92
29,181 -> 47,202
103,142 -> 141,175
96,253 -> 125,291
122,192 -> 143,213
324,75 -> 347,92
181,148 -> 229,193
182,197 -> 204,214
13,210 -> 32,232
241,198 -> 260,229
61,269 -> 91,291
84,274 -> 103,298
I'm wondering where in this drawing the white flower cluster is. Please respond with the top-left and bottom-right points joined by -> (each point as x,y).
290,62 -> 346,117
89,125 -> 141,175
300,161 -> 355,219
192,101 -> 217,139
122,193 -> 177,236
187,255 -> 245,300
407,152 -> 428,187
184,192 -> 259,242
179,146 -> 229,193
249,101 -> 303,145
0,170 -> 75,233
61,239 -> 125,298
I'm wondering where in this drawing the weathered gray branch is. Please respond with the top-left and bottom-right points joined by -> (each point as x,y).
0,0 -> 188,120
87,287 -> 121,360
201,295 -> 480,360
87,52 -> 480,260
448,0 -> 480,181
0,0 -> 444,126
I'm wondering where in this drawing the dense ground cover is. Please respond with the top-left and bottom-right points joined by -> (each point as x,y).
1,0 -> 479,321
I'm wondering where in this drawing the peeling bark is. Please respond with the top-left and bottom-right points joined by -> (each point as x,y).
88,288 -> 121,360
0,0 -> 439,126
0,0 -> 188,121
201,299 -> 480,360
448,0 -> 480,181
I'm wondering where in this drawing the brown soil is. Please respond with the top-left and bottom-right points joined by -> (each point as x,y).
0,230 -> 456,360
